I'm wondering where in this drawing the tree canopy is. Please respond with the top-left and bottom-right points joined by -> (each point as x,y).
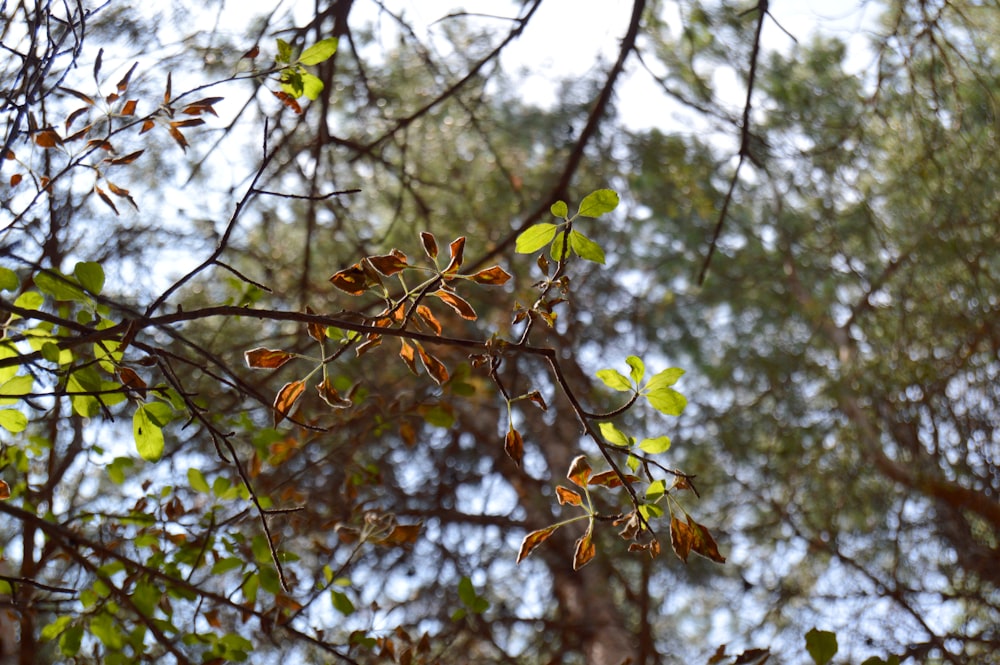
1,1 -> 997,663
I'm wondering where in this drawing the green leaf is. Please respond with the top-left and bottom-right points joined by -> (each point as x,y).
0,344 -> 19,383
34,270 -> 86,302
90,613 -> 124,650
211,558 -> 244,575
107,457 -> 134,485
645,479 -> 667,501
596,368 -> 632,392
131,580 -> 160,616
626,356 -> 645,385
805,628 -> 838,665
301,72 -> 324,100
457,576 -> 476,607
0,267 -> 18,292
645,367 -> 685,390
298,37 -> 338,65
598,421 -> 631,447
627,454 -> 639,472
275,38 -> 293,64
646,387 -> 687,416
0,409 -> 27,433
12,290 -> 43,311
143,401 -> 173,426
59,625 -> 83,656
187,468 -> 211,493
569,230 -> 605,264
0,374 -> 33,405
280,68 -> 304,97
331,590 -> 355,616
515,223 -> 557,253
550,200 -> 568,218
41,616 -> 73,641
73,261 -> 105,295
577,188 -> 619,218
550,230 -> 568,261
133,405 -> 164,462
639,436 -> 671,454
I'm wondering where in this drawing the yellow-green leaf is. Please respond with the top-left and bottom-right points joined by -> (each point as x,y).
298,37 -> 338,65
515,223 -> 557,253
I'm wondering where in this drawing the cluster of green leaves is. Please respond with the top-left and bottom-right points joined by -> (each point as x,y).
515,188 -> 618,264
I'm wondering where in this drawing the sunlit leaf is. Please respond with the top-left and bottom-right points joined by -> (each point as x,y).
317,379 -> 352,409
596,368 -> 632,392
688,515 -> 726,563
569,230 -> 605,264
566,455 -> 592,488
645,479 -> 667,501
626,356 -> 645,385
646,387 -> 687,416
550,230 -> 568,261
0,410 -> 27,433
329,264 -> 368,295
504,426 -> 523,467
73,261 -> 104,294
415,305 -> 442,335
368,253 -> 408,276
515,224 -> 557,253
443,237 -> 466,275
188,468 -> 211,493
244,348 -> 295,370
298,37 -> 338,65
805,628 -> 838,665
639,436 -> 671,454
273,380 -> 306,426
0,268 -> 18,292
598,422 -> 631,447
301,72 -> 324,100
416,345 -> 449,385
467,265 -> 512,285
434,289 -> 476,320
120,99 -> 137,116
331,590 -> 355,616
550,200 -> 568,218
587,470 -> 640,488
517,525 -> 558,564
133,405 -> 164,462
555,486 -> 582,506
645,367 -> 685,390
573,522 -> 596,570
577,188 -> 619,218
420,231 -> 438,259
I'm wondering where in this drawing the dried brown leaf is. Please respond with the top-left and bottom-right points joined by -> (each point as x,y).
415,305 -> 442,335
416,345 -> 449,385
317,379 -> 352,409
468,265 -> 512,286
273,380 -> 306,427
375,523 -> 422,547
399,340 -> 418,375
241,45 -> 260,60
59,86 -> 95,105
167,125 -> 189,151
34,129 -> 63,148
566,455 -> 592,488
573,523 -> 596,570
107,182 -> 138,210
516,525 -> 558,564
555,486 -> 582,506
329,264 -> 368,295
140,119 -> 155,134
244,348 -> 295,369
272,90 -> 302,114
182,97 -> 224,116
433,289 -> 477,320
118,366 -> 147,398
525,390 -> 547,411
420,231 -> 438,259
9,174 -> 22,187
442,236 -> 466,276
688,516 -> 726,563
303,306 -> 325,342
0,480 -> 10,500
94,186 -> 119,215
116,62 -> 138,93
504,426 -> 524,467
164,72 -> 172,105
65,124 -> 93,143
170,118 -> 205,128
368,253 -> 408,276
121,99 -> 138,116
670,515 -> 693,563
587,470 -> 640,488
65,106 -> 91,131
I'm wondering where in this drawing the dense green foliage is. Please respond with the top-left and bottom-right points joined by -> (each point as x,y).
1,1 -> 997,663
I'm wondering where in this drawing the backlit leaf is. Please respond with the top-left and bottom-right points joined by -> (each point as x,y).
420,232 -> 438,259
467,265 -> 512,285
434,289 -> 476,320
443,237 -> 466,275
646,387 -> 687,416
515,224 -> 557,253
415,306 -> 442,335
504,426 -> 524,467
550,200 -> 568,218
573,523 -> 596,570
639,436 -> 671,454
587,470 -> 640,488
688,515 -> 726,563
517,525 -> 558,564
626,356 -> 645,385
566,455 -> 592,488
301,73 -> 324,100
555,486 -> 582,506
596,368 -> 632,392
645,367 -> 685,390
0,410 -> 27,433
244,348 -> 294,369
670,515 -> 693,562
569,230 -> 605,264
298,37 -> 338,65
329,264 -> 368,295
317,379 -> 352,409
399,340 -> 418,375
273,380 -> 306,426
133,405 -> 164,462
73,261 -> 105,294
368,253 -> 408,276
577,188 -> 619,218
599,422 -> 631,447
416,345 -> 449,385
0,268 -> 18,292
188,468 -> 211,493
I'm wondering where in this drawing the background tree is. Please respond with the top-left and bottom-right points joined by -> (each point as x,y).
1,0 -> 997,664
